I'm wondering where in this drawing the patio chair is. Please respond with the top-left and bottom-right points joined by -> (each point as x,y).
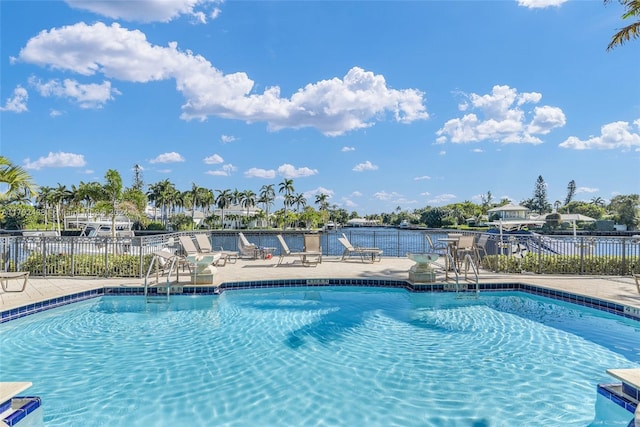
337,234 -> 382,263
194,234 -> 238,266
303,234 -> 322,264
0,271 -> 29,292
276,234 -> 319,266
455,234 -> 476,269
238,232 -> 259,259
425,233 -> 448,255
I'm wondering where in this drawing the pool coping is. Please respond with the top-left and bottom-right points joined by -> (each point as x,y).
2,279 -> 639,323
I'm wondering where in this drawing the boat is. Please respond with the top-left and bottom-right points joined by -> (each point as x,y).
399,220 -> 409,229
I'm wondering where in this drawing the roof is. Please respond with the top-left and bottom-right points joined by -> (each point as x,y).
487,203 -> 529,212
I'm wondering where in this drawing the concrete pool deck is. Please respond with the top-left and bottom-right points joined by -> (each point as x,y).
1,255 -> 639,312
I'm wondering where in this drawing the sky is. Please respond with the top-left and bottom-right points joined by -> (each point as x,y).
1,0 -> 639,215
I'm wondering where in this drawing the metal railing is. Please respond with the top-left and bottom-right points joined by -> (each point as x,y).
1,229 -> 638,278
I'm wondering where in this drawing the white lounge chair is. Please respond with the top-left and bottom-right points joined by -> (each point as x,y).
303,234 -> 322,264
276,234 -> 319,266
194,234 -> 238,266
0,271 -> 30,292
178,235 -> 222,267
238,232 -> 259,259
338,234 -> 382,263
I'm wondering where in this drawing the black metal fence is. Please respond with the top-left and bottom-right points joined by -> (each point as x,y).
1,229 -> 638,277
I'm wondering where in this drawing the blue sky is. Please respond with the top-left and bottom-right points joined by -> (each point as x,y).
1,0 -> 639,214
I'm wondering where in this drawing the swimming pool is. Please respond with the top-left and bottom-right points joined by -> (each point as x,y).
1,287 -> 639,426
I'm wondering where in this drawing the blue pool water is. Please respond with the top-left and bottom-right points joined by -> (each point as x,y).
1,287 -> 639,427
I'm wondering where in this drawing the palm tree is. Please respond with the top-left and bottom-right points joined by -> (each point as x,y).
35,186 -> 55,229
315,193 -> 330,226
215,189 -> 232,229
147,179 -> 178,226
94,169 -> 139,239
278,179 -> 295,229
0,156 -> 37,204
591,196 -> 605,207
605,0 -> 640,50
259,184 -> 275,228
51,183 -> 72,232
240,189 -> 256,228
292,193 -> 307,228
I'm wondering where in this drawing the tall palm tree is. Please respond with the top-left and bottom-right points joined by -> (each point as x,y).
147,179 -> 178,225
259,184 -> 275,228
51,183 -> 72,232
278,179 -> 295,229
240,189 -> 256,228
35,186 -> 55,229
95,169 -> 139,239
293,193 -> 307,228
605,0 -> 640,50
315,193 -> 330,225
215,189 -> 232,229
591,196 -> 605,207
0,156 -> 37,204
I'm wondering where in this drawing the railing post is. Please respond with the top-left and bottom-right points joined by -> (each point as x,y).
537,233 -> 542,275
621,237 -> 627,275
579,236 -> 584,275
70,237 -> 75,277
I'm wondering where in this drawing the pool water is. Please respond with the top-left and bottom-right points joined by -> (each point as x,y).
1,287 -> 639,427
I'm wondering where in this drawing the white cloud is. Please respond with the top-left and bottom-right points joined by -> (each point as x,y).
206,163 -> 236,176
421,191 -> 431,196
203,154 -> 224,164
149,152 -> 185,163
414,175 -> 431,181
353,160 -> 378,172
517,0 -> 568,8
439,150 -> 446,155
350,191 -> 362,197
24,151 -> 86,170
244,167 -> 276,179
373,191 -> 402,201
220,134 -> 236,144
341,146 -> 355,152
576,187 -> 599,194
65,0 -> 223,24
559,119 -> 640,151
29,77 -> 119,109
16,23 -> 428,136
304,187 -> 334,199
0,85 -> 28,113
49,109 -> 64,117
436,85 -> 565,144
277,163 -> 318,178
472,148 -> 484,153
428,193 -> 457,204
341,197 -> 358,208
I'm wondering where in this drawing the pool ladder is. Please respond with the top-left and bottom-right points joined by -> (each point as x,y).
144,252 -> 179,303
444,251 -> 479,298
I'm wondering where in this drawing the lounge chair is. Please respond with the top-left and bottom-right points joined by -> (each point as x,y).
0,271 -> 29,292
178,235 -> 223,267
238,232 -> 259,259
276,234 -> 319,266
303,234 -> 322,264
194,234 -> 239,266
338,234 -> 382,263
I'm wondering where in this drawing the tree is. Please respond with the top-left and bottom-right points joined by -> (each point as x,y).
258,184 -> 275,228
608,194 -> 640,229
0,156 -> 37,204
564,180 -> 576,206
278,179 -> 295,229
95,169 -> 140,238
215,189 -> 232,229
132,164 -> 144,191
605,0 -> 640,50
315,193 -> 330,225
480,191 -> 493,214
240,189 -> 256,228
524,175 -> 551,215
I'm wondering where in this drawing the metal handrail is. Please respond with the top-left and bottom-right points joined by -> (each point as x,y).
462,254 -> 480,295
